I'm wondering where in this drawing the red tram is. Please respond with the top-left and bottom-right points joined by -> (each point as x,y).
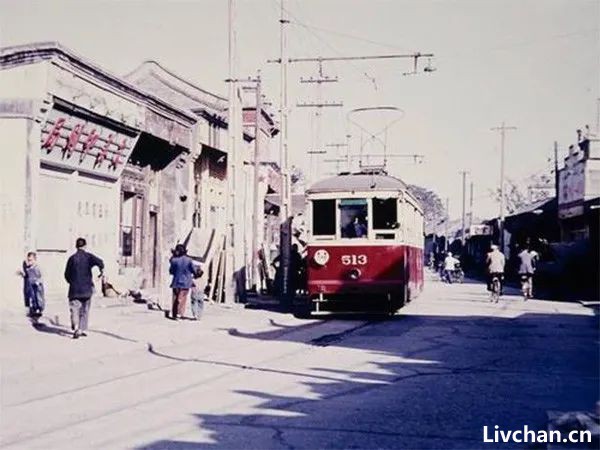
303,170 -> 424,314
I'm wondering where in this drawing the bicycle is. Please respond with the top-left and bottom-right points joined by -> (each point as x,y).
520,274 -> 533,301
490,274 -> 502,303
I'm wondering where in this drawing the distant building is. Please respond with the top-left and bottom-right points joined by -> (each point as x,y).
558,138 -> 600,241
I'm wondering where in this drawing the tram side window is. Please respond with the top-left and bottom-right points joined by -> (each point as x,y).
340,198 -> 368,238
312,199 -> 336,236
373,198 -> 398,229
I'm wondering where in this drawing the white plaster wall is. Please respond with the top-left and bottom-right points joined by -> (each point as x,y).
0,119 -> 29,308
585,158 -> 600,200
0,63 -> 48,99
47,62 -> 145,129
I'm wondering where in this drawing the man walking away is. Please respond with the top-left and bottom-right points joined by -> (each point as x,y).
169,244 -> 196,320
518,244 -> 538,300
64,238 -> 104,339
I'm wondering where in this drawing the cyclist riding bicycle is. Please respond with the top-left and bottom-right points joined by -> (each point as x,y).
443,252 -> 460,283
518,245 -> 538,300
486,244 -> 505,297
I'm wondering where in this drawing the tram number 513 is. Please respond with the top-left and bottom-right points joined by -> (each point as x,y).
341,254 -> 368,265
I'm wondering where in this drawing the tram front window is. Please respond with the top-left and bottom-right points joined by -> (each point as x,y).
373,198 -> 398,229
340,198 -> 368,239
312,199 -> 336,236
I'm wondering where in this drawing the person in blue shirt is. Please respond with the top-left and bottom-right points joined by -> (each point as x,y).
353,216 -> 368,238
169,244 -> 196,320
20,252 -> 45,319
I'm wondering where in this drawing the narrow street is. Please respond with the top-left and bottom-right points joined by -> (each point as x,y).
1,274 -> 597,449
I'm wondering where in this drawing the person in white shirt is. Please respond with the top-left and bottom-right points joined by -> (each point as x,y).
443,252 -> 459,283
486,244 -> 506,294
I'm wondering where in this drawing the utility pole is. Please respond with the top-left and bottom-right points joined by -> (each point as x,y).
323,158 -> 347,174
298,60 -> 342,184
459,170 -> 469,245
225,0 -> 237,303
469,181 -> 474,230
445,197 -> 450,252
228,77 -> 262,293
325,141 -> 349,174
554,140 -> 562,241
279,0 -> 292,302
596,98 -> 600,135
491,122 -> 517,250
252,74 -> 262,292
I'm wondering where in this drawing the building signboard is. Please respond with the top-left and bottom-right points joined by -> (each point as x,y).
40,107 -> 139,179
468,224 -> 492,236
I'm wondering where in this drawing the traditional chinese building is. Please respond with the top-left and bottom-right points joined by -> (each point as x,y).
127,62 -> 280,296
0,42 -> 196,305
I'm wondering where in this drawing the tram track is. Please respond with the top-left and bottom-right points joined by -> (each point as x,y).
1,317 -> 374,448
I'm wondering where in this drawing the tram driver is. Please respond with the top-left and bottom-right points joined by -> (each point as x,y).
343,215 -> 368,238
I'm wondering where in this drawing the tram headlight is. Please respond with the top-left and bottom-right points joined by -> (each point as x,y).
313,249 -> 330,266
348,268 -> 362,280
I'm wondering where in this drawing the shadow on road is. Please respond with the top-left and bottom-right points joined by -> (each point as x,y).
137,304 -> 599,449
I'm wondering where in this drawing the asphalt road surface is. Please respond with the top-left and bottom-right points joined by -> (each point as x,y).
1,275 -> 598,449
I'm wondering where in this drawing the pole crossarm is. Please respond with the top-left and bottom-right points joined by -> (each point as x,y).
296,102 -> 343,108
348,153 -> 424,159
268,52 -> 434,64
300,76 -> 339,83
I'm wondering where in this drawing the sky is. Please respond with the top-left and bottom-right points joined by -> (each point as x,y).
1,0 -> 599,219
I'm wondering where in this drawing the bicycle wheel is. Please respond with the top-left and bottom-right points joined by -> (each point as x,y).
492,278 -> 500,303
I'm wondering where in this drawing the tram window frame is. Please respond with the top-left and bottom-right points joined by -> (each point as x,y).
372,197 -> 398,231
339,198 -> 369,239
312,199 -> 336,237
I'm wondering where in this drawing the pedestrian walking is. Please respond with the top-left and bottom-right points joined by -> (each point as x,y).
64,237 -> 105,339
190,262 -> 205,320
19,252 -> 46,319
169,244 -> 196,320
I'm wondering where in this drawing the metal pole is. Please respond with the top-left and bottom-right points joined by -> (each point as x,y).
251,73 -> 262,292
460,170 -> 468,244
225,0 -> 237,303
491,122 -> 516,249
596,97 -> 600,135
469,181 -> 474,229
499,122 -> 506,233
445,197 -> 449,252
279,0 -> 292,302
554,141 -> 562,240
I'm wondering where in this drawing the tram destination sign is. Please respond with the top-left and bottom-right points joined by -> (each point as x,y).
40,108 -> 139,179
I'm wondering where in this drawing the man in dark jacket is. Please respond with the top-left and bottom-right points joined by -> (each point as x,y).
64,237 -> 104,339
169,244 -> 196,320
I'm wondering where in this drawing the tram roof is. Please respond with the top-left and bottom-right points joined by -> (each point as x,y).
307,172 -> 408,194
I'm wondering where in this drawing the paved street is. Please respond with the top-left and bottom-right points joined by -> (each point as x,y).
1,274 -> 598,450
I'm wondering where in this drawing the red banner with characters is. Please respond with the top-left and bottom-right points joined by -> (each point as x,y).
40,108 -> 139,179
